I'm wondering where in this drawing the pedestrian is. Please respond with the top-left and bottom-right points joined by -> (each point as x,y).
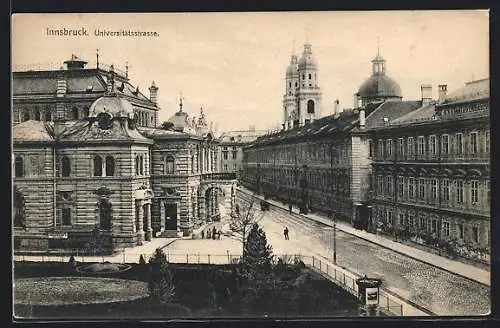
217,231 -> 221,240
284,227 -> 289,240
212,227 -> 217,240
201,230 -> 205,239
207,230 -> 211,239
289,204 -> 292,214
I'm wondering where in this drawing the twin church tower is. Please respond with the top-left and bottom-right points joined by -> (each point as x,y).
282,42 -> 322,130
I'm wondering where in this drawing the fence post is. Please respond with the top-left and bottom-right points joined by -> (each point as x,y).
313,257 -> 315,267
319,260 -> 322,271
198,253 -> 200,264
334,269 -> 337,281
387,296 -> 390,312
208,254 -> 211,264
343,273 -> 346,285
226,250 -> 230,263
186,254 -> 189,264
123,252 -> 125,264
326,264 -> 329,275
400,304 -> 403,316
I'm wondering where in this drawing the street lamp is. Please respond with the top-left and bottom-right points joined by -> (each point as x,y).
324,223 -> 337,265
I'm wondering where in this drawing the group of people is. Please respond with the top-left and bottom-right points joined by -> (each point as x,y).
201,226 -> 222,240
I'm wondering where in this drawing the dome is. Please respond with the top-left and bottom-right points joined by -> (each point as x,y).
357,74 -> 402,99
89,94 -> 135,119
167,110 -> 189,130
298,43 -> 317,69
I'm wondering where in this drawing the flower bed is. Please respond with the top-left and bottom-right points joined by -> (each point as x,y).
14,277 -> 148,306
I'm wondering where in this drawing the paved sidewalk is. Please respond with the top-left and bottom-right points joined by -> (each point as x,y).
13,237 -> 179,264
238,187 -> 490,286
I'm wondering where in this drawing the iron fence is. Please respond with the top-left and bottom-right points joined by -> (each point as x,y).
14,252 -> 407,316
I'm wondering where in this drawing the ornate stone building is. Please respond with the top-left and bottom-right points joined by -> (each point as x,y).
369,79 -> 490,254
12,56 -> 235,254
283,42 -> 323,130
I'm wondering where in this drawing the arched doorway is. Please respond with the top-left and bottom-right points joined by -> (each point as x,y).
307,99 -> 315,114
99,199 -> 112,230
204,185 -> 225,222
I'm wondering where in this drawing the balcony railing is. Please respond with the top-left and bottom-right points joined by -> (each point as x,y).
201,172 -> 237,181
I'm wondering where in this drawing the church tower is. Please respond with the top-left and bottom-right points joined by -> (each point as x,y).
283,42 -> 322,130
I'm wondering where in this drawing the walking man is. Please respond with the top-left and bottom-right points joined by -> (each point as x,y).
288,204 -> 292,214
284,227 -> 289,240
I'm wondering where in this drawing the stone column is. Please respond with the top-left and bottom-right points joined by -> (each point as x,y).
201,147 -> 205,173
145,203 -> 153,241
160,200 -> 166,232
136,203 -> 144,245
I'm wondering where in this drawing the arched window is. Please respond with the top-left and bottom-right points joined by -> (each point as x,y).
15,156 -> 24,177
105,156 -> 115,176
61,156 -> 71,177
99,199 -> 112,230
135,156 -> 140,175
45,111 -> 52,121
83,107 -> 90,117
165,155 -> 175,174
34,110 -> 41,121
71,107 -> 79,120
191,155 -> 195,173
14,188 -> 25,228
307,100 -> 315,114
23,111 -> 30,122
93,156 -> 103,176
139,156 -> 144,175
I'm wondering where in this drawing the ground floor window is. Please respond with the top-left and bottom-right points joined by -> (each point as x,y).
14,188 -> 25,228
61,208 -> 72,226
472,226 -> 479,243
99,199 -> 112,230
442,221 -> 450,237
457,223 -> 464,240
430,218 -> 438,234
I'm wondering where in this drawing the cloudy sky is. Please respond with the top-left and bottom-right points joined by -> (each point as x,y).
12,11 -> 489,133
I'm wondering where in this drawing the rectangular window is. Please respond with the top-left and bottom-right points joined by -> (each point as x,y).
470,132 -> 478,154
378,139 -> 384,158
408,213 -> 415,227
398,176 -> 404,198
430,219 -> 437,234
62,208 -> 71,226
455,133 -> 463,154
456,180 -> 464,203
418,136 -> 425,155
471,180 -> 479,204
386,139 -> 393,157
472,226 -> 479,243
442,221 -> 450,237
368,140 -> 373,158
387,210 -> 394,226
385,176 -> 393,195
397,138 -> 404,158
377,175 -> 383,195
418,178 -> 425,199
419,216 -> 425,230
442,179 -> 450,202
457,223 -> 464,239
399,213 -> 405,226
407,137 -> 414,156
408,177 -> 415,198
441,134 -> 449,154
429,135 -> 437,156
223,152 -> 228,160
431,179 -> 437,201
223,164 -> 228,171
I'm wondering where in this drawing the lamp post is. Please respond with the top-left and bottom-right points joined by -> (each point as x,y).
333,214 -> 337,264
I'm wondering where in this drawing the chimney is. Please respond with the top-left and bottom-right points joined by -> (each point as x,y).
421,84 -> 433,106
438,84 -> 447,103
149,81 -> 159,104
334,99 -> 340,114
359,109 -> 366,128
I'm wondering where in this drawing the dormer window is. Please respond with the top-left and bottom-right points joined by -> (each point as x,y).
97,112 -> 112,130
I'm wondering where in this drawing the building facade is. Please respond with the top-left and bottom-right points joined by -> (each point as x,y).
12,57 -> 236,254
369,79 -> 490,256
217,129 -> 267,177
283,43 -> 323,130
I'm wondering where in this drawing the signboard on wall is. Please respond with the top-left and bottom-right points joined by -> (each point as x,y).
365,287 -> 379,305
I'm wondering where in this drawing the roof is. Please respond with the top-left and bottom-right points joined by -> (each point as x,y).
444,78 -> 489,103
138,127 -> 192,140
358,74 -> 402,99
13,67 -> 156,108
218,130 -> 267,143
12,120 -> 55,142
388,104 -> 437,126
365,100 -> 423,129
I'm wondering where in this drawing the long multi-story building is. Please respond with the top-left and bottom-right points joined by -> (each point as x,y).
369,78 -> 490,254
12,56 -> 236,254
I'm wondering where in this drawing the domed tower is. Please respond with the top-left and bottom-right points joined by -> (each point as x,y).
356,49 -> 402,107
296,42 -> 322,126
283,54 -> 299,130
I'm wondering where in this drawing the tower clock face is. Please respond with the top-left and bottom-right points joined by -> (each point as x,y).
97,113 -> 113,130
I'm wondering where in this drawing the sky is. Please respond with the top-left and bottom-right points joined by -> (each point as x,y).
12,11 -> 489,133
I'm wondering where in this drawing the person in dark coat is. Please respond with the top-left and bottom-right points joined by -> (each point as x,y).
284,227 -> 289,240
201,230 -> 205,239
212,226 -> 217,240
289,204 -> 293,214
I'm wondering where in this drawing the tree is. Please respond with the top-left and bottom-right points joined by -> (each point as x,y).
230,192 -> 265,256
148,248 -> 175,305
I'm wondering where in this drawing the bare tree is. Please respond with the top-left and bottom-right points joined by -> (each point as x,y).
230,192 -> 265,255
